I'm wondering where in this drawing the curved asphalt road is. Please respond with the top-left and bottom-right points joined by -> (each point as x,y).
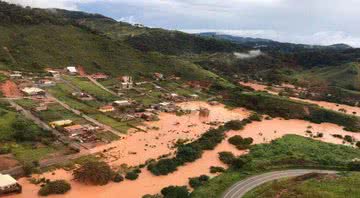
222,169 -> 337,198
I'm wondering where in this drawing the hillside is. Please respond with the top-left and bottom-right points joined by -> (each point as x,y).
295,63 -> 360,91
0,1 -> 229,84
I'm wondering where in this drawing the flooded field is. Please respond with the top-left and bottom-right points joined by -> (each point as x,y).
13,101 -> 359,198
239,81 -> 360,115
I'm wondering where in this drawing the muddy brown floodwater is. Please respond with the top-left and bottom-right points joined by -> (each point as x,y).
13,101 -> 360,198
239,81 -> 360,115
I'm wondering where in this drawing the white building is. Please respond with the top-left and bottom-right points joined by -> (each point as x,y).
21,87 -> 45,96
66,66 -> 78,74
0,174 -> 21,194
113,100 -> 131,107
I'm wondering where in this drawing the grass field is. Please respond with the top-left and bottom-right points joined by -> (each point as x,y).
191,135 -> 360,198
0,107 -> 18,141
63,75 -> 119,102
243,172 -> 360,198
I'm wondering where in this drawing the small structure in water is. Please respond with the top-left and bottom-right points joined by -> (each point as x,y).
199,107 -> 210,117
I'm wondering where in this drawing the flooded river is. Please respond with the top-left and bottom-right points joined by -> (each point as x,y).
13,101 -> 359,198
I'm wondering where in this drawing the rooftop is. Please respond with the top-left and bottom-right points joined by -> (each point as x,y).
0,174 -> 17,187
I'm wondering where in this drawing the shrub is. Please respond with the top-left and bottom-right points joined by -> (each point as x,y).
231,157 -> 248,169
209,166 -> 225,173
147,158 -> 178,176
224,120 -> 245,130
344,135 -> 354,143
228,135 -> 253,150
356,141 -> 360,148
189,175 -> 210,188
348,160 -> 360,171
73,161 -> 113,185
161,186 -> 190,198
38,180 -> 71,196
219,152 -> 236,165
248,113 -> 262,121
112,173 -> 124,183
176,145 -> 202,163
125,171 -> 139,180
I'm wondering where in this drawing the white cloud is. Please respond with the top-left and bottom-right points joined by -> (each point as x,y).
4,0 -> 95,10
181,29 -> 360,47
234,50 -> 263,59
4,0 -> 360,47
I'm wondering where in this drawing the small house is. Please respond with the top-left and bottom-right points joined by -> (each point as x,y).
72,92 -> 93,101
66,66 -> 78,75
119,76 -> 133,89
91,73 -> 108,80
99,105 -> 115,113
0,174 -> 21,195
190,94 -> 199,99
153,73 -> 164,80
38,79 -> 55,87
64,124 -> 84,134
113,100 -> 131,107
49,120 -> 73,128
21,87 -> 45,96
9,73 -> 22,79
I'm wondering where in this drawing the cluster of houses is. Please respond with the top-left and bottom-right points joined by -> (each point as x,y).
49,120 -> 100,143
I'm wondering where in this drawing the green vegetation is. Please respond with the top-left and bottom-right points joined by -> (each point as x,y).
243,172 -> 360,198
228,92 -> 360,132
191,135 -> 360,198
148,120 -> 252,176
73,161 -> 113,185
228,135 -> 254,150
38,180 -> 71,196
209,166 -> 225,173
161,186 -> 190,198
125,171 -> 139,180
189,175 -> 210,189
63,76 -> 118,102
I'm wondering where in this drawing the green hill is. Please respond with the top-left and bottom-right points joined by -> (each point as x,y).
0,1 -> 229,84
295,63 -> 360,91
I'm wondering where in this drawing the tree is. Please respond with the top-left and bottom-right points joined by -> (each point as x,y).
112,173 -> 124,183
189,175 -> 209,188
219,152 -> 236,165
38,180 -> 71,196
148,158 -> 178,176
161,186 -> 190,198
125,171 -> 139,180
12,118 -> 39,141
176,145 -> 202,163
73,161 -> 113,185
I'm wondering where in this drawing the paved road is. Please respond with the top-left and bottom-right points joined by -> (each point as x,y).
222,169 -> 337,198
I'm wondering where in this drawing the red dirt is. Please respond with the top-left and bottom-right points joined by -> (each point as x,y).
0,80 -> 23,98
0,155 -> 19,171
77,65 -> 86,76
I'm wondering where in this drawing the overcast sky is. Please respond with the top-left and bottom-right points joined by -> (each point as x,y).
6,0 -> 360,47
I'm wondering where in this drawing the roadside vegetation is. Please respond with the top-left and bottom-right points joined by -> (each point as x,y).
191,135 -> 360,198
243,172 -> 360,198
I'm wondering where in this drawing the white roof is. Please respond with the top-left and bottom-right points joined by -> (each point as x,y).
114,100 -> 130,104
66,66 -> 77,73
22,87 -> 44,93
0,174 -> 17,187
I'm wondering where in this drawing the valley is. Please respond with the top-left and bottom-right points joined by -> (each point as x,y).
0,1 -> 360,198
